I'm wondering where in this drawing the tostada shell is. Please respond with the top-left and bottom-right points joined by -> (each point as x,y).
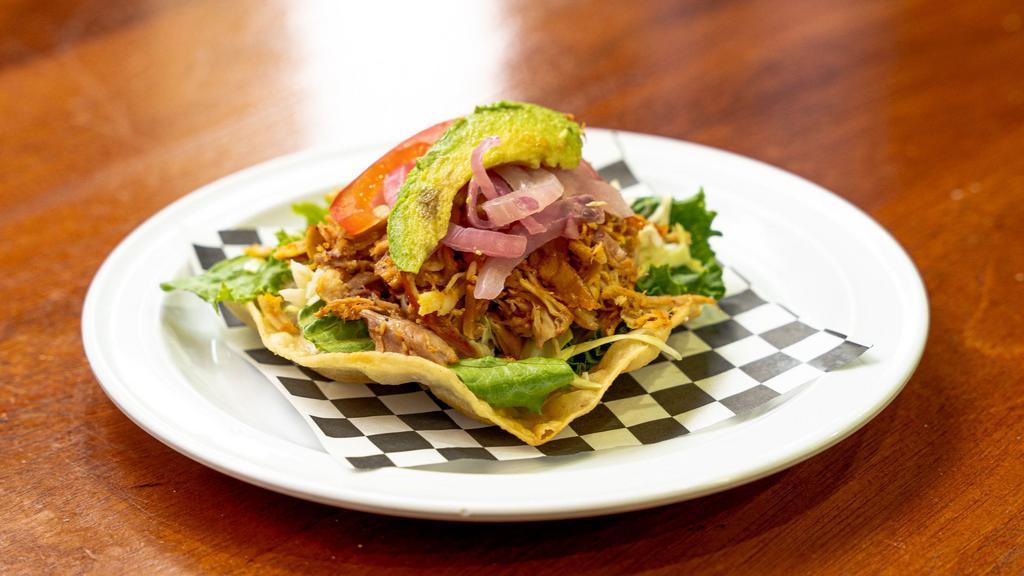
244,298 -> 708,446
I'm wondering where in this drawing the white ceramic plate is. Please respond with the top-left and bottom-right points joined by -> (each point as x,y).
83,129 -> 928,521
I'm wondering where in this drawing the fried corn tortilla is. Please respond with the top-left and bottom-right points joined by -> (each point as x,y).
245,298 -> 708,446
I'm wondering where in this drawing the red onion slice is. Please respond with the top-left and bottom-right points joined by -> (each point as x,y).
470,137 -> 501,200
479,166 -> 564,228
442,223 -> 526,258
519,215 -> 545,234
493,173 -> 512,196
466,170 -> 514,229
568,195 -> 606,224
492,165 -> 533,190
467,163 -> 632,300
474,257 -> 520,301
553,166 -> 634,218
465,181 -> 491,229
562,217 -> 580,239
479,189 -> 548,228
530,194 -> 601,229
578,159 -> 601,179
473,223 -> 564,300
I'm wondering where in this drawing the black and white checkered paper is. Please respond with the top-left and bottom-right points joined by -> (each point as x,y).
185,159 -> 868,469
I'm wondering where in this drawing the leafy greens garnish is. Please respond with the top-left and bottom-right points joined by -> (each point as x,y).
275,229 -> 303,245
637,262 -> 724,300
563,325 -> 626,374
450,356 -> 575,413
297,301 -> 374,353
566,345 -> 608,374
632,189 -> 725,299
292,200 -> 329,227
160,256 -> 291,308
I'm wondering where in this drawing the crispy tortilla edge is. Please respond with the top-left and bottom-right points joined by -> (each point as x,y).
242,298 -> 709,446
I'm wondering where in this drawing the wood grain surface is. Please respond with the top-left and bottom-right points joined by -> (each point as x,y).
2,0 -> 1023,573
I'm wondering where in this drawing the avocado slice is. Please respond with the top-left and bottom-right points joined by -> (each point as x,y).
387,101 -> 584,273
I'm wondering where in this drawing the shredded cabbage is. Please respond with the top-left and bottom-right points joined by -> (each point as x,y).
647,193 -> 673,226
560,332 -> 682,362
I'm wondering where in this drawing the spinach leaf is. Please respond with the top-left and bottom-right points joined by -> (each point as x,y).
292,200 -> 329,227
450,357 -> 575,414
632,189 -> 725,299
160,255 -> 291,308
297,301 -> 374,353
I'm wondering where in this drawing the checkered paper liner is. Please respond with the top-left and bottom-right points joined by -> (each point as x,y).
183,159 -> 868,469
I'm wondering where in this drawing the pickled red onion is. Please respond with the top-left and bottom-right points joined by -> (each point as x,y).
442,223 -> 526,258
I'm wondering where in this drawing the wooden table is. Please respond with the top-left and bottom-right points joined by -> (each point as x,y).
3,0 -> 1022,573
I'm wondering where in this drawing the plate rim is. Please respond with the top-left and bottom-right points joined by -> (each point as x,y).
82,129 -> 929,521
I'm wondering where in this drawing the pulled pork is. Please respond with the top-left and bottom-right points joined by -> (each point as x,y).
256,294 -> 298,334
277,212 -> 692,365
488,216 -> 646,350
361,310 -> 458,365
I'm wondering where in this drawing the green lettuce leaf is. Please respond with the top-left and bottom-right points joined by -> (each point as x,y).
632,190 -> 725,299
292,200 -> 329,227
160,256 -> 291,308
450,356 -> 575,413
297,301 -> 374,353
275,229 -> 303,245
636,261 -> 724,300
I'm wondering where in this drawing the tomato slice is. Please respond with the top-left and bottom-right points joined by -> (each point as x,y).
329,119 -> 456,236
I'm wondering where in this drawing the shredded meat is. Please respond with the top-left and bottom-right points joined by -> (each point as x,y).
597,230 -> 629,263
374,253 -> 403,290
305,223 -> 326,260
533,241 -> 599,310
460,261 -> 484,340
602,285 -> 715,329
287,206 -> 707,363
273,239 -> 307,261
572,308 -> 600,331
505,267 -> 574,344
314,266 -> 381,301
490,320 -> 523,359
369,236 -> 389,259
483,216 -> 647,348
361,310 -> 458,365
319,296 -> 401,321
597,308 -> 623,336
419,313 -> 478,359
416,245 -> 460,289
256,294 -> 298,334
312,219 -> 383,268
